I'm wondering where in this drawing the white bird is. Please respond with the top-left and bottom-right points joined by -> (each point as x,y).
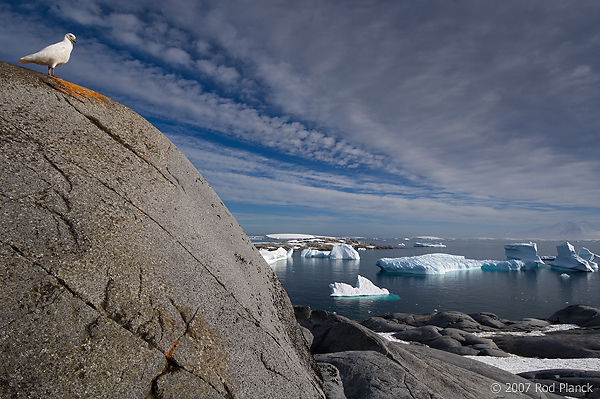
19,33 -> 77,76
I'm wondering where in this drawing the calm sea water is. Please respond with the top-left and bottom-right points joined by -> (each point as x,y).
269,238 -> 600,321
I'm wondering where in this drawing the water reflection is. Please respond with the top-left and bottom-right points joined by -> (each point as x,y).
269,239 -> 600,321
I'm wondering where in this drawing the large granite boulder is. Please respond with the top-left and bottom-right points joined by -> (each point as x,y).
0,62 -> 324,398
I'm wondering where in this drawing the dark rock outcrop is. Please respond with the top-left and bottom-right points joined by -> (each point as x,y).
490,305 -> 600,359
549,305 -> 600,328
354,305 -> 600,397
0,62 -> 324,398
392,325 -> 510,357
298,306 -> 559,398
493,328 -> 600,359
361,306 -> 600,359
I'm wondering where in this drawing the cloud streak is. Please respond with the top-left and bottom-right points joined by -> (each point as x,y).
3,0 -> 600,236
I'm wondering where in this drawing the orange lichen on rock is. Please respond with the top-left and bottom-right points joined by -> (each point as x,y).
166,339 -> 179,360
49,77 -> 108,104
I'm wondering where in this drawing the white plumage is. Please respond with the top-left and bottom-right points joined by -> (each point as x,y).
19,33 -> 77,76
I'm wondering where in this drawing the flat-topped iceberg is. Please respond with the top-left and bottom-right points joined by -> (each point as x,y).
329,275 -> 390,297
301,243 -> 360,259
414,242 -> 446,248
329,243 -> 360,260
259,247 -> 293,264
481,260 -> 525,271
266,233 -> 316,240
300,248 -> 330,258
551,242 -> 596,272
504,242 -> 544,267
376,253 -> 487,274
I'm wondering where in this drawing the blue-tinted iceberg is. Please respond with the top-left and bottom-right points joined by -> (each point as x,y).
300,248 -> 330,258
551,242 -> 596,272
376,253 -> 487,274
301,243 -> 360,259
329,243 -> 360,260
259,247 -> 293,264
414,242 -> 446,248
504,242 -> 544,268
329,275 -> 390,297
481,260 -> 525,271
578,247 -> 600,266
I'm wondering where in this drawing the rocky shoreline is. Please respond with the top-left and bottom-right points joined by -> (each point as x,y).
253,236 -> 396,252
295,304 -> 600,398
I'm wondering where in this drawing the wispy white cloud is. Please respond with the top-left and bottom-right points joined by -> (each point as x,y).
3,0 -> 600,236
167,132 -> 595,233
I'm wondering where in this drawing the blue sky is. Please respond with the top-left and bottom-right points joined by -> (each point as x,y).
2,1 -> 600,238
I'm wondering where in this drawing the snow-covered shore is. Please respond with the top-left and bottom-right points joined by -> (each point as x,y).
464,355 -> 600,374
378,332 -> 600,373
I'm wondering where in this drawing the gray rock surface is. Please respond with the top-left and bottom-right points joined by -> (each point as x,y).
299,307 -> 558,398
361,306 -> 600,359
317,362 -> 347,399
392,325 -> 511,356
518,369 -> 600,399
469,312 -> 510,329
493,328 -> 600,359
425,310 -> 483,331
549,305 -> 600,328
360,316 -> 414,333
0,62 -> 324,398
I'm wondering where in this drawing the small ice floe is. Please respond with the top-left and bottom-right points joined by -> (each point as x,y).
259,247 -> 292,264
329,275 -> 390,297
560,273 -> 570,278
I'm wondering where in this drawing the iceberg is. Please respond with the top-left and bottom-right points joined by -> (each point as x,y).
329,275 -> 390,297
259,247 -> 292,264
504,242 -> 544,268
329,243 -> 360,260
481,260 -> 525,271
300,244 -> 360,259
376,253 -> 486,274
414,242 -> 446,248
578,247 -> 600,267
300,248 -> 330,258
266,233 -> 316,240
551,242 -> 596,272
